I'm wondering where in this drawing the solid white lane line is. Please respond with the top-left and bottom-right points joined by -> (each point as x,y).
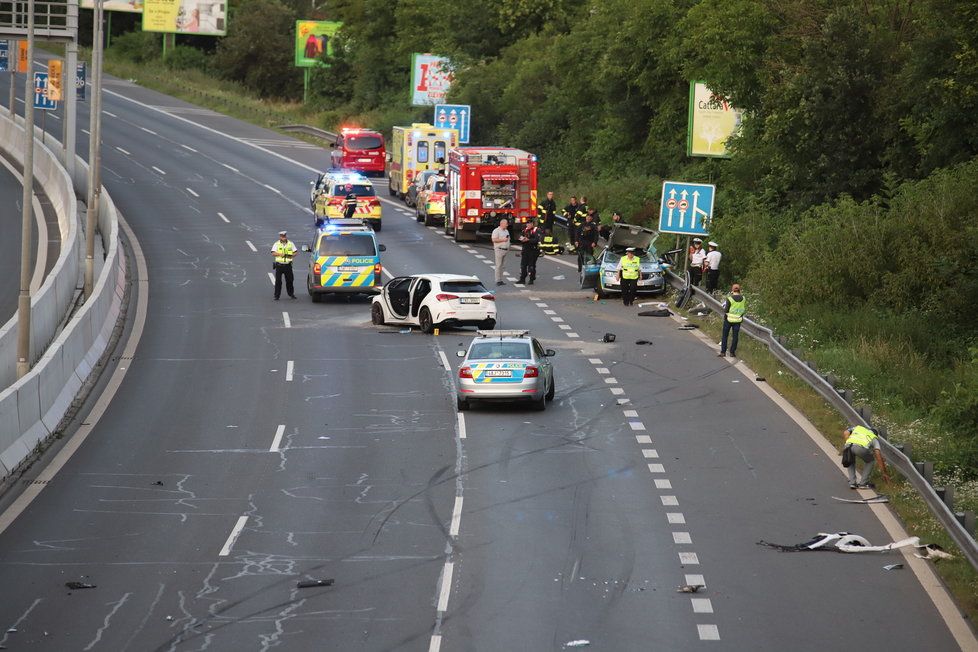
181,144 -> 198,152
263,183 -> 281,194
642,449 -> 658,458
438,350 -> 450,370
104,110 -> 118,117
282,312 -> 291,328
285,360 -> 294,382
218,212 -> 230,223
673,532 -> 692,544
457,413 -> 466,440
450,496 -> 463,537
151,166 -> 166,175
269,424 -> 286,452
141,126 -> 157,135
623,410 -> 639,417
667,512 -> 686,524
186,187 -> 199,197
429,635 -> 442,652
267,272 -> 275,285
245,240 -> 257,252
218,515 -> 249,556
648,463 -> 665,473
654,479 -> 672,489
222,163 -> 239,172
691,598 -> 713,614
437,562 -> 454,612
661,496 -> 679,506
685,574 -> 705,587
678,552 -> 699,565
116,146 -> 130,155
697,624 -> 720,641
636,435 -> 652,444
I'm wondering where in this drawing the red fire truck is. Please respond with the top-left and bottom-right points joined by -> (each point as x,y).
444,147 -> 538,242
330,128 -> 386,177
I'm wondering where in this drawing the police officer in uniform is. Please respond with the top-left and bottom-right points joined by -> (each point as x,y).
537,191 -> 557,231
517,222 -> 541,285
271,231 -> 298,300
688,238 -> 706,286
342,183 -> 358,220
842,425 -> 890,489
617,247 -> 640,306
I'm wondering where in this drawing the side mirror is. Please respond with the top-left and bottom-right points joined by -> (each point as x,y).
545,349 -> 556,357
455,350 -> 466,358
378,244 -> 387,252
301,244 -> 312,253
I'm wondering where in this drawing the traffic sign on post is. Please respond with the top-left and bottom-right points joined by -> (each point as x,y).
433,103 -> 470,144
33,72 -> 58,111
658,180 -> 715,236
0,40 -> 9,72
76,62 -> 86,101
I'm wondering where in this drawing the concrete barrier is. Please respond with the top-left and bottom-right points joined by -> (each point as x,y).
0,113 -> 126,481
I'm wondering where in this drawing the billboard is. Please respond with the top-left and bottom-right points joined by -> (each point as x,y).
410,54 -> 453,106
143,0 -> 226,35
294,20 -> 341,68
47,59 -> 63,101
687,81 -> 744,158
81,0 -> 144,13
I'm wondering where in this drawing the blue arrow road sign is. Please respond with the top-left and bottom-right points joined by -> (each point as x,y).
33,72 -> 58,111
433,103 -> 470,144
658,180 -> 715,236
0,40 -> 9,72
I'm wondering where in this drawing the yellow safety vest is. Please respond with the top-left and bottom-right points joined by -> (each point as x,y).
726,295 -> 746,323
540,236 -> 559,254
272,240 -> 297,264
620,256 -> 641,280
845,425 -> 877,448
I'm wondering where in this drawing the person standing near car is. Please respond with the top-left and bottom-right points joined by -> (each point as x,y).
518,221 -> 541,285
342,183 -> 358,220
617,247 -> 641,306
689,238 -> 706,286
491,218 -> 511,286
538,191 -> 557,232
705,241 -> 722,292
842,425 -> 890,489
562,196 -> 582,250
577,210 -> 599,273
271,230 -> 298,300
718,283 -> 745,357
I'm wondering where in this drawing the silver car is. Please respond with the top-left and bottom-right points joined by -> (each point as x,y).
455,330 -> 556,411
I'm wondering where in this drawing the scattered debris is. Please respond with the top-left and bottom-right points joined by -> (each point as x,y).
65,581 -> 97,590
602,333 -> 616,343
635,340 -> 653,345
831,495 -> 889,504
883,564 -> 904,571
755,376 -> 766,382
297,579 -> 335,588
677,584 -> 704,593
6,628 -> 16,633
915,543 -> 954,562
689,307 -> 711,316
564,641 -> 590,648
758,532 -> 920,553
638,309 -> 671,317
677,324 -> 699,330
152,481 -> 164,486
165,616 -> 173,621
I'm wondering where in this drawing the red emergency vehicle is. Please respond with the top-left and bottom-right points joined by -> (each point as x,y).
445,147 -> 538,242
330,128 -> 386,177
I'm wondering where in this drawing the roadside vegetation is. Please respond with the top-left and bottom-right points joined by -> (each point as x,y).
84,0 -> 977,614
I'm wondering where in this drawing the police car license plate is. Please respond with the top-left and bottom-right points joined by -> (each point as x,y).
485,370 -> 512,377
337,266 -> 361,273
459,297 -> 480,304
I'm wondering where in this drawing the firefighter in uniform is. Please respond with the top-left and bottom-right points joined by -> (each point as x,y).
537,191 -> 557,232
517,222 -> 541,285
576,211 -> 599,273
561,196 -> 582,250
271,230 -> 298,300
617,247 -> 641,306
539,228 -> 561,255
342,183 -> 358,220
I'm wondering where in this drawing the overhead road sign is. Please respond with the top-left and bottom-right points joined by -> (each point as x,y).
33,72 -> 58,111
434,104 -> 470,144
658,180 -> 715,236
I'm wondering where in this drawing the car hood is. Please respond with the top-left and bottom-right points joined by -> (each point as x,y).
607,223 -> 658,251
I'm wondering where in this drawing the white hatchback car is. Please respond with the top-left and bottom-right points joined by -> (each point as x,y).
371,274 -> 497,333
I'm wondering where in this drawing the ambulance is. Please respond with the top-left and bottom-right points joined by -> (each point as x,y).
387,123 -> 459,200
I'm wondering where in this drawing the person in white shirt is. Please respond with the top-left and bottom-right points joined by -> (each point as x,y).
688,237 -> 706,286
705,241 -> 722,292
491,219 -> 511,286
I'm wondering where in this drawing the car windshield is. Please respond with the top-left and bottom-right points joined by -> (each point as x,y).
441,280 -> 488,293
318,234 -> 376,256
332,184 -> 375,196
345,135 -> 383,150
468,342 -> 531,360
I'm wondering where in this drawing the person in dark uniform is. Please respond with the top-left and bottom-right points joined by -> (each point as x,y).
576,211 -> 599,272
537,191 -> 557,231
517,221 -> 541,285
270,230 -> 297,300
561,196 -> 581,247
342,183 -> 358,220
599,210 -> 622,241
539,227 -> 561,255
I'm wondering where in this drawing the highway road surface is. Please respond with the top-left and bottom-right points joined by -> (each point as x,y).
0,64 -> 971,651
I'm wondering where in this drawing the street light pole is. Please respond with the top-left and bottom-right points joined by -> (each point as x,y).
83,0 -> 103,298
16,0 -> 35,379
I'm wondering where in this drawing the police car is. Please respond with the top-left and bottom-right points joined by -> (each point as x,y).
302,219 -> 386,302
309,171 -> 383,231
580,223 -> 671,298
455,330 -> 556,411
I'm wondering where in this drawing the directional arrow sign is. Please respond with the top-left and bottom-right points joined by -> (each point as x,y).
33,72 -> 58,111
433,103 -> 470,143
659,180 -> 715,236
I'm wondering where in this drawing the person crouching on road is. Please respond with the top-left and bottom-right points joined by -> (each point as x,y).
719,283 -> 745,357
842,425 -> 890,489
271,230 -> 297,300
618,247 -> 640,306
491,218 -> 511,286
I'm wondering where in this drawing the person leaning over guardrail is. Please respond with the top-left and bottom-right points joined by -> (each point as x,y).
842,425 -> 891,489
719,283 -> 746,358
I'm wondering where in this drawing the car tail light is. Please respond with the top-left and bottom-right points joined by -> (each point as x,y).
481,294 -> 495,301
329,198 -> 343,206
313,262 -> 322,275
435,293 -> 459,302
369,198 -> 381,207
374,263 -> 382,276
524,366 -> 539,378
459,366 -> 473,378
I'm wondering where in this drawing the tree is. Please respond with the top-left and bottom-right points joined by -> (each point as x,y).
214,0 -> 301,98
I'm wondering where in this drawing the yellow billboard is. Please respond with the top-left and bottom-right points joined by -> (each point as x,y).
81,0 -> 144,13
687,82 -> 744,158
142,0 -> 226,35
47,60 -> 63,100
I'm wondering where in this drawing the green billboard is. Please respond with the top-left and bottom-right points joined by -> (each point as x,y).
295,20 -> 342,67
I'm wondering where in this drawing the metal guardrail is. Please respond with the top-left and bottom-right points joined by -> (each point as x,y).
278,124 -> 337,142
668,271 -> 978,571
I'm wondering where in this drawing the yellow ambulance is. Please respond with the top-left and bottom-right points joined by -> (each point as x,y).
387,123 -> 459,200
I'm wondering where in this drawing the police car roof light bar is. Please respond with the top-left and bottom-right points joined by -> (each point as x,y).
477,330 -> 531,338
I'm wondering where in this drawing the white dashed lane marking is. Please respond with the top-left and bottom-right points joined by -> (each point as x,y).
610,387 -> 625,395
673,532 -> 693,544
691,598 -> 713,614
141,126 -> 157,135
245,240 -> 257,252
186,187 -> 199,197
678,552 -> 699,565
181,144 -> 198,152
218,515 -> 249,556
104,110 -> 118,118
642,449 -> 658,458
647,464 -> 665,473
457,413 -> 466,440
636,435 -> 652,444
222,163 -> 239,172
566,333 -> 579,338
697,625 -> 720,641
450,496 -> 463,537
151,166 -> 166,175
604,377 -> 618,384
218,212 -> 230,223
685,574 -> 705,587
667,512 -> 686,523
654,479 -> 672,489
661,496 -> 679,506
285,360 -> 294,382
282,312 -> 291,328
437,562 -> 454,612
267,272 -> 275,286
116,146 -> 130,155
269,424 -> 286,452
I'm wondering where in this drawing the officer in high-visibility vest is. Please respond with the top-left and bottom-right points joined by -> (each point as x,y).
719,283 -> 746,357
842,425 -> 890,489
617,247 -> 641,306
270,230 -> 298,300
539,228 -> 561,255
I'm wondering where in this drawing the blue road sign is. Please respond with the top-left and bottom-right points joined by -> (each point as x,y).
33,72 -> 58,111
433,103 -> 470,144
658,180 -> 715,236
76,62 -> 86,101
0,40 -> 9,72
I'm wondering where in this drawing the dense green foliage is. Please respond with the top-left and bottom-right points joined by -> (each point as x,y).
105,0 -> 978,473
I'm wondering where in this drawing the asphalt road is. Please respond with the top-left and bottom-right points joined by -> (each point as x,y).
0,65 -> 967,651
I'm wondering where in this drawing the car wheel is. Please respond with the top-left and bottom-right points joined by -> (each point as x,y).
532,391 -> 547,411
457,395 -> 469,412
545,377 -> 555,401
371,302 -> 386,325
372,221 -> 382,232
419,307 -> 435,334
425,214 -> 440,227
479,319 -> 496,330
595,286 -> 606,300
416,210 -> 424,223
388,180 -> 396,197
